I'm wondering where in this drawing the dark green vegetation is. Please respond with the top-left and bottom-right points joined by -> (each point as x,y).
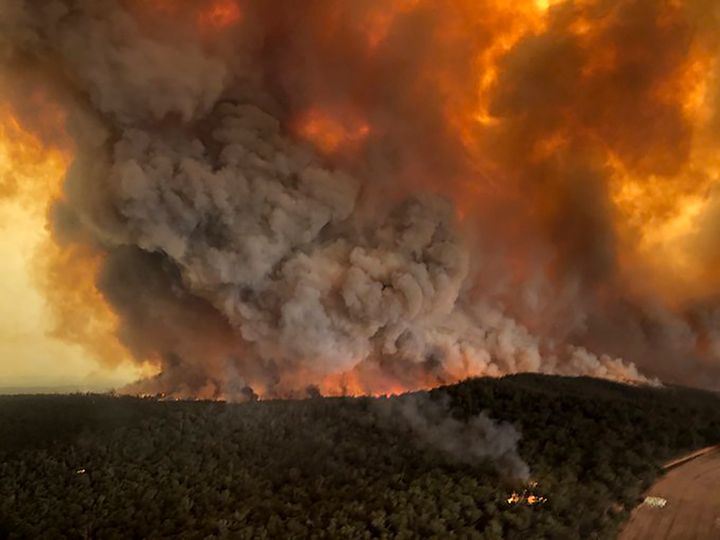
1,374 -> 719,539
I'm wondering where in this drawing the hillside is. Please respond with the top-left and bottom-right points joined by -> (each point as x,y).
1,374 -> 719,538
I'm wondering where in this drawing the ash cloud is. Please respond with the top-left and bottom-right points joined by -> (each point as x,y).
2,0 -> 720,396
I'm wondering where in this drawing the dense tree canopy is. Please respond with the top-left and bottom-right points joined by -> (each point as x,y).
1,374 -> 719,538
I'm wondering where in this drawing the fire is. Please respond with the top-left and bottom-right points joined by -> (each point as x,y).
507,481 -> 548,505
316,355 -> 484,398
319,369 -> 368,398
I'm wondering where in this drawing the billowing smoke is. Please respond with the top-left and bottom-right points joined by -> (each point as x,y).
375,393 -> 530,479
2,0 -> 720,397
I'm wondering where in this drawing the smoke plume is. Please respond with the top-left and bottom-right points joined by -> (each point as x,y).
2,0 -> 720,397
375,393 -> 530,479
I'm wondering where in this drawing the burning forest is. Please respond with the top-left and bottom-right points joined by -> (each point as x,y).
2,0 -> 720,399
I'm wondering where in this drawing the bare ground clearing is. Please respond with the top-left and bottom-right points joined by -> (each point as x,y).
619,448 -> 720,540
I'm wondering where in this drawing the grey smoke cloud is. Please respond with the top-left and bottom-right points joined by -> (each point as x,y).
375,393 -> 530,480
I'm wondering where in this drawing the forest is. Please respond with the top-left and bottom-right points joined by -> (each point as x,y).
1,374 -> 719,539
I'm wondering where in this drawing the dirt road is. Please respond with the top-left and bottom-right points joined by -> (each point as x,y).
619,448 -> 720,540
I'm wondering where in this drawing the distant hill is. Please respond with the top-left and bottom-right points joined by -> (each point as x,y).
1,374 -> 719,538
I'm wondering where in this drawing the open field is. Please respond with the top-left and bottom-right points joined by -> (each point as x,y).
619,448 -> 720,540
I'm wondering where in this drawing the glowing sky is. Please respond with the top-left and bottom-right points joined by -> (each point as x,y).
0,115 -> 143,392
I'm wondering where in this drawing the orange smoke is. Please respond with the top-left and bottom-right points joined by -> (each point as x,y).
34,242 -> 132,368
197,0 -> 242,30
607,42 -> 720,302
139,0 -> 242,31
407,0 -> 720,305
362,0 -> 421,50
296,108 -> 370,156
0,105 -> 67,204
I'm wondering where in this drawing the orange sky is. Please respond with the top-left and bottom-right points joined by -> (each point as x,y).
0,112 -> 145,391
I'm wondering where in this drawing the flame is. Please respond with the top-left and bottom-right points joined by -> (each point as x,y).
315,354 -> 485,398
318,365 -> 427,398
507,482 -> 548,505
319,368 -> 368,398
